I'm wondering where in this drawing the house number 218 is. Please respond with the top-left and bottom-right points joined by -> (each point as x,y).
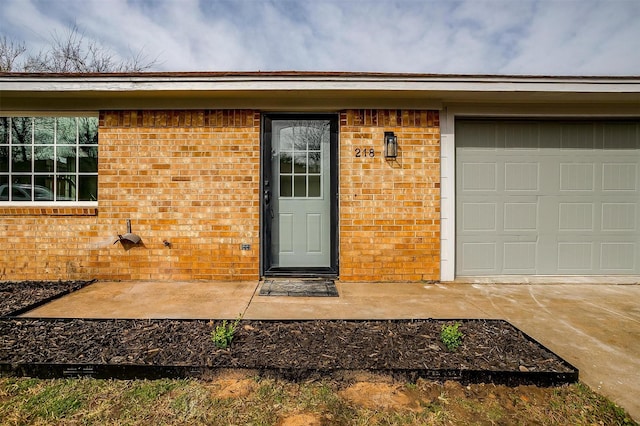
354,148 -> 375,158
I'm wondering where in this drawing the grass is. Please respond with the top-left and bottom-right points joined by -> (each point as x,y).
0,376 -> 637,425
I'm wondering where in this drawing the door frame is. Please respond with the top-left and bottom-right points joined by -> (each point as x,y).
260,113 -> 339,277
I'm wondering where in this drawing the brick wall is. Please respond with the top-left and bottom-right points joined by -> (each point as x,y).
0,110 -> 260,282
0,109 -> 440,282
339,110 -> 440,281
0,208 -> 98,281
92,110 -> 261,281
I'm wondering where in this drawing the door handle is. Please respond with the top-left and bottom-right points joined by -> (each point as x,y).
264,189 -> 271,205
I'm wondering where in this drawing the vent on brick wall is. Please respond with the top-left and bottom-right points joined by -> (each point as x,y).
114,219 -> 142,246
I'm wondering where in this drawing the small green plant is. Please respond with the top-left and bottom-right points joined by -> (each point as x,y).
211,316 -> 241,349
440,322 -> 464,351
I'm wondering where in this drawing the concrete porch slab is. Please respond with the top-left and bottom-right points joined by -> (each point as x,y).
245,282 -> 490,319
22,281 -> 258,319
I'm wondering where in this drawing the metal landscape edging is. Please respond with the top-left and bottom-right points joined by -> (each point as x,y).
0,364 -> 578,387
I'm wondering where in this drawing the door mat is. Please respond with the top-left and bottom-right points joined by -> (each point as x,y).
259,279 -> 339,297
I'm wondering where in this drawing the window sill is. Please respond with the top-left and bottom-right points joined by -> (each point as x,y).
0,205 -> 98,216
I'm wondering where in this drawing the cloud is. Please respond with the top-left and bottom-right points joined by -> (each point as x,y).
1,0 -> 639,75
500,0 -> 640,75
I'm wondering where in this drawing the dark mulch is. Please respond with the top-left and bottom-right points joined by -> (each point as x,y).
0,281 -> 577,384
0,280 -> 94,317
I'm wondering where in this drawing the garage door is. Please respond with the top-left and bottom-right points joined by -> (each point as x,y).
456,119 -> 640,275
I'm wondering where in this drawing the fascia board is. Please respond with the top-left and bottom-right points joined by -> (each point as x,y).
1,75 -> 640,94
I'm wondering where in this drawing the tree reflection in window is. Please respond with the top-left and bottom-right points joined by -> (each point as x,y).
0,116 -> 98,202
278,120 -> 328,198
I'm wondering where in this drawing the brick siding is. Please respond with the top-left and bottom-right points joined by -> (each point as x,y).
339,110 -> 441,281
0,109 -> 440,282
0,208 -> 98,281
93,110 -> 261,281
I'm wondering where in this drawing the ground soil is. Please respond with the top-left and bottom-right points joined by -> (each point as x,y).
1,281 -> 573,382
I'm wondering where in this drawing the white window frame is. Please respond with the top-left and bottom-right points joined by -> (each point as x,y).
0,113 -> 99,207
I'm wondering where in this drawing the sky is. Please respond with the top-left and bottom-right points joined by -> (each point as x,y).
1,0 -> 639,75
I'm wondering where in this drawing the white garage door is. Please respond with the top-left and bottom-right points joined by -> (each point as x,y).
456,119 -> 640,275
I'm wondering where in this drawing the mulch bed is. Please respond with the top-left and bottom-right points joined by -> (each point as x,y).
0,280 -> 94,317
0,281 -> 578,385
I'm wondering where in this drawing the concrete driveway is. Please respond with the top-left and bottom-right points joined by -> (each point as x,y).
24,280 -> 640,421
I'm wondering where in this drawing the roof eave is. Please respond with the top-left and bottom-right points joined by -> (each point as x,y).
1,72 -> 639,112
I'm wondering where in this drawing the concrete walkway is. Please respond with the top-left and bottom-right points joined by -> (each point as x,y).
24,280 -> 640,421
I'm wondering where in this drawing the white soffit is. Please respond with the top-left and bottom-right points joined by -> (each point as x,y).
1,73 -> 639,111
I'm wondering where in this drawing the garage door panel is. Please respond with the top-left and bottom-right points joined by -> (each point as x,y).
558,202 -> 595,231
462,202 -> 496,231
600,243 -> 636,271
461,163 -> 497,191
504,202 -> 537,231
458,121 -> 499,150
505,163 -> 539,191
560,163 -> 595,191
603,122 -> 639,149
457,119 -> 640,276
539,122 -> 564,149
557,242 -> 594,271
561,123 -> 596,149
601,203 -> 636,231
461,242 -> 497,272
503,242 -> 537,272
602,163 -> 637,191
504,122 -> 540,150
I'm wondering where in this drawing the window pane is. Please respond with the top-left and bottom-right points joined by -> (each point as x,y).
280,175 -> 292,197
294,175 -> 306,197
308,152 -> 321,173
0,175 -> 8,200
79,146 -> 98,172
34,117 -> 55,144
12,176 -> 32,201
307,122 -> 328,150
279,127 -> 294,150
294,153 -> 306,173
78,175 -> 98,201
56,175 -> 76,201
78,117 -> 98,144
34,146 -> 55,172
280,152 -> 292,173
0,146 -> 8,172
56,117 -> 77,144
56,146 -> 77,172
308,175 -> 321,197
34,176 -> 54,201
11,117 -> 32,144
12,146 -> 31,171
2,116 -> 98,203
0,117 -> 8,144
